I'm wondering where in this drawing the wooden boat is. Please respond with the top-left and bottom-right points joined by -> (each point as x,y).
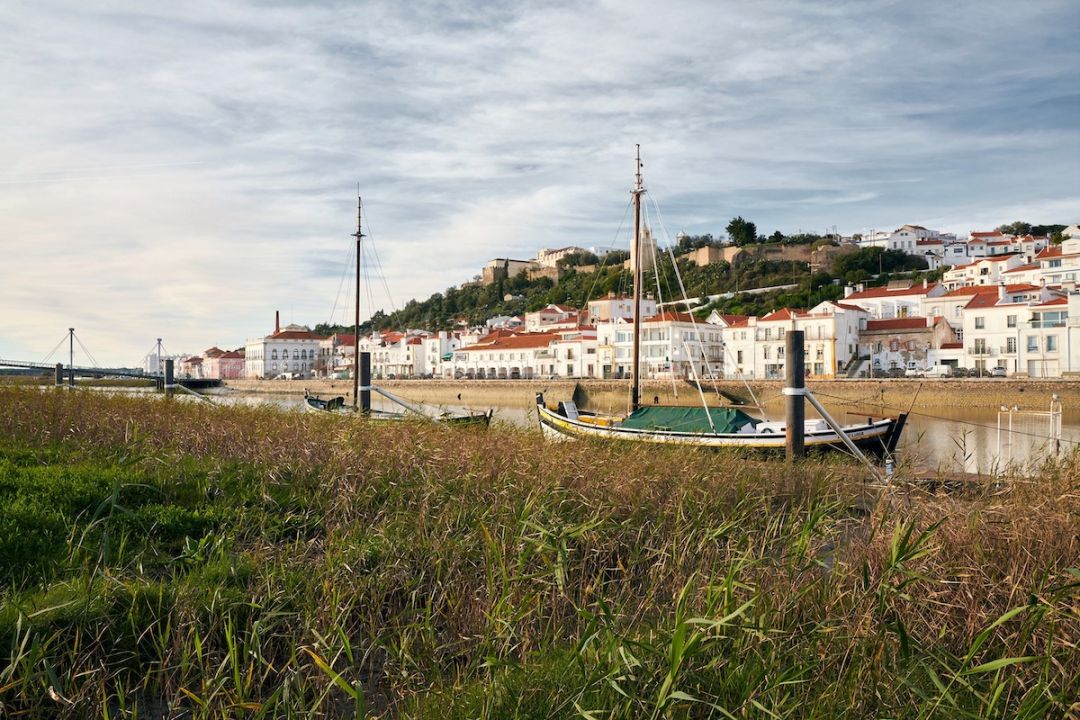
535,394 -> 905,456
304,388 -> 492,427
304,194 -> 491,428
535,147 -> 906,455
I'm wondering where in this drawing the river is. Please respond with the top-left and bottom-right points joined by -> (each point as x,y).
201,387 -> 1077,475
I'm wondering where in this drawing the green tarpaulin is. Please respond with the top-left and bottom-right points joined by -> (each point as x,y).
620,406 -> 758,434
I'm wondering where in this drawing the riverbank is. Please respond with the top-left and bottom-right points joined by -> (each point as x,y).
224,376 -> 1080,412
0,386 -> 1076,718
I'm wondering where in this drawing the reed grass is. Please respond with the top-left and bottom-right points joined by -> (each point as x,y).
0,386 -> 1076,718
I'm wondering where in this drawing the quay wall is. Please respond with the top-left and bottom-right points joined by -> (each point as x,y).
223,378 -> 1080,412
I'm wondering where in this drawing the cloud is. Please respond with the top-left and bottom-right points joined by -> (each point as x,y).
1,0 -> 1079,364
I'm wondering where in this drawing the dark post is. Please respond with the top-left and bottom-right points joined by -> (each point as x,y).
68,327 -> 75,386
785,330 -> 805,460
164,358 -> 175,394
359,351 -> 371,414
55,362 -> 63,386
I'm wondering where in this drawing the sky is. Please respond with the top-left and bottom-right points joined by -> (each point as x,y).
2,0 -> 1079,366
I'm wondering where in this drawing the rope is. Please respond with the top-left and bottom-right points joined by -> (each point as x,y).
73,332 -> 101,369
39,334 -> 69,364
584,198 -> 633,308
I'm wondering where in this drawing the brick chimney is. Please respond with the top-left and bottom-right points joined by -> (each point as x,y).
275,310 -> 280,334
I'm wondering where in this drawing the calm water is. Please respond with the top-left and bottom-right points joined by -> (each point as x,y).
201,387 -> 1078,475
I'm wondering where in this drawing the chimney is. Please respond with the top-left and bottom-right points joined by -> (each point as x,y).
843,285 -> 855,298
856,283 -> 865,293
923,278 -> 928,289
275,310 -> 280,334
997,283 -> 1006,302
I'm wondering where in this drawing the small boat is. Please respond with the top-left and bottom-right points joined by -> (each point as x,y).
536,147 -> 906,456
304,388 -> 493,427
304,194 -> 491,428
535,394 -> 905,455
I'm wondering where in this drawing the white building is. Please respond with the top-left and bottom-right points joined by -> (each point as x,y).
449,331 -> 563,379
960,289 -> 1079,376
524,304 -> 580,331
842,280 -> 945,319
720,301 -> 867,379
596,311 -> 725,381
942,255 -> 1025,289
587,294 -> 658,323
244,318 -> 324,379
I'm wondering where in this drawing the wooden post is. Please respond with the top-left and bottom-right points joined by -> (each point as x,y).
164,358 -> 175,395
55,362 -> 63,386
359,351 -> 371,414
785,330 -> 805,460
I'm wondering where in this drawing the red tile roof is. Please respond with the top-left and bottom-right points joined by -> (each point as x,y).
1003,263 -> 1039,273
864,318 -> 930,331
832,302 -> 867,312
718,314 -> 750,327
845,283 -> 937,299
268,329 -> 324,340
1036,246 -> 1062,259
971,231 -> 1004,238
940,342 -> 963,349
219,350 -> 244,359
941,283 -> 1040,298
643,310 -> 698,323
1034,297 -> 1068,307
460,332 -> 559,351
760,308 -> 797,322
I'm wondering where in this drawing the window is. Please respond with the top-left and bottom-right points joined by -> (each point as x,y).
1046,335 -> 1058,352
1006,337 -> 1016,353
271,349 -> 278,360
974,317 -> 985,329
736,350 -> 743,363
1027,336 -> 1038,352
1007,315 -> 1017,328
763,346 -> 770,359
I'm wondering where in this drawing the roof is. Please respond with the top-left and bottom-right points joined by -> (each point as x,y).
459,332 -> 559,352
1034,297 -> 1068,307
940,342 -> 963,349
831,302 -> 867,312
760,308 -> 797,322
267,329 -> 324,340
1004,263 -> 1039,274
845,282 -> 937,300
1036,246 -> 1062,259
971,231 -> 1004,238
203,347 -> 224,358
963,294 -> 1020,310
219,350 -> 244,359
941,283 -> 1040,298
718,314 -> 750,327
643,310 -> 698,323
864,318 -> 930,331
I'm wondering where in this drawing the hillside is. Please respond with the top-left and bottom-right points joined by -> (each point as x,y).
315,246 -> 930,335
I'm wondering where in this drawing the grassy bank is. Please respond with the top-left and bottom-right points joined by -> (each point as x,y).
0,387 -> 1076,718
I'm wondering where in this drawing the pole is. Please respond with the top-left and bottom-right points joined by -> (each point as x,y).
55,362 -> 63,386
785,330 -> 805,460
68,328 -> 75,386
360,351 -> 371,414
630,145 -> 643,412
352,194 -> 364,411
164,358 -> 175,395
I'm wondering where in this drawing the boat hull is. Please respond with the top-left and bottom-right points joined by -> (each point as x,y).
535,397 -> 902,456
304,394 -> 492,427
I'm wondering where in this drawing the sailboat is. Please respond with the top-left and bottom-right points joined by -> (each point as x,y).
304,195 -> 492,427
535,148 -> 905,455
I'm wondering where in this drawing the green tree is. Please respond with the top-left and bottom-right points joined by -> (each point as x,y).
726,216 -> 757,246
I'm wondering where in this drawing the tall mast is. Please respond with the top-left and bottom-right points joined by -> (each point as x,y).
631,145 -> 644,412
352,193 -> 364,411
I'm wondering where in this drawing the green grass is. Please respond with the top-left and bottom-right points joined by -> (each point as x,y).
0,386 -> 1076,718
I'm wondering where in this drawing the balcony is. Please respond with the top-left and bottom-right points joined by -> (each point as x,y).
966,346 -> 997,356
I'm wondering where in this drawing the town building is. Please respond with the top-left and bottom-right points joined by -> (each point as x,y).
534,246 -> 587,268
586,294 -> 658,323
244,312 -> 324,379
856,317 -> 957,375
481,258 -> 536,285
597,311 -> 725,380
842,280 -> 944,319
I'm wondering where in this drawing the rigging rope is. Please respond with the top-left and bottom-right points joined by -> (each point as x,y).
39,334 -> 69,365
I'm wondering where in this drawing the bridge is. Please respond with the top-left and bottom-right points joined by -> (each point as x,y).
0,358 -> 222,390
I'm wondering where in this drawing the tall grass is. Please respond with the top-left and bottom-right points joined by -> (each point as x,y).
0,386 -> 1076,718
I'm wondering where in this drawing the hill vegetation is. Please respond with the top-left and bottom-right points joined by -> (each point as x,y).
316,245 -> 930,335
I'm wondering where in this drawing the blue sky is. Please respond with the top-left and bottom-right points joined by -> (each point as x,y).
2,0 -> 1078,365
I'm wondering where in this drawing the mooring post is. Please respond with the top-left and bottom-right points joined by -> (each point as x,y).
785,330 -> 806,460
164,358 -> 175,395
68,327 -> 75,386
54,362 -> 63,386
359,351 -> 371,414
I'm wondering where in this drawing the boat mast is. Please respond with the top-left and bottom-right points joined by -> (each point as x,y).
352,193 -> 364,411
631,144 -> 644,412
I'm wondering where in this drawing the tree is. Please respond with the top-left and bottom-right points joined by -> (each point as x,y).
996,221 -> 1032,236
726,216 -> 757,246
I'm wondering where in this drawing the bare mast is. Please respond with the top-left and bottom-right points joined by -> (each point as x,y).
352,194 -> 364,411
631,145 -> 644,412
